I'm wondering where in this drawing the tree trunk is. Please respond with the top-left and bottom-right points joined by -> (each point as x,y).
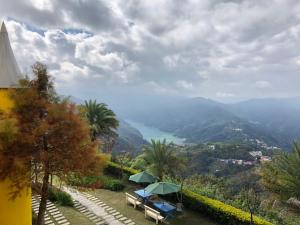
250,212 -> 253,225
180,181 -> 184,203
36,166 -> 50,225
34,162 -> 38,183
37,133 -> 49,225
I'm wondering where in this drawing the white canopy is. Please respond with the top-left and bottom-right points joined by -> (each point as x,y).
0,22 -> 23,88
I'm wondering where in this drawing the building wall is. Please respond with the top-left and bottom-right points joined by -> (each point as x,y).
0,89 -> 14,112
0,89 -> 32,225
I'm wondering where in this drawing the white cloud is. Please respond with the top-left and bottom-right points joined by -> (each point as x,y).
1,0 -> 300,103
216,92 -> 235,98
176,80 -> 193,90
255,81 -> 271,89
53,61 -> 90,82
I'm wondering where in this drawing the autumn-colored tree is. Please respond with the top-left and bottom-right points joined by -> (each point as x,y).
0,62 -> 99,225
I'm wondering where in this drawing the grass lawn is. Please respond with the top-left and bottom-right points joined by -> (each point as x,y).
86,185 -> 218,225
56,204 -> 95,225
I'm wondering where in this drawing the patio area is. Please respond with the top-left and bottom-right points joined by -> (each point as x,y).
85,185 -> 218,225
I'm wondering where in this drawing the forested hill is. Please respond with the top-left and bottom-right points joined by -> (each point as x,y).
125,97 -> 300,149
113,119 -> 148,154
228,98 -> 300,146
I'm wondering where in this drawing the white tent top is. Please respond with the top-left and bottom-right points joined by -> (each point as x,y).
0,21 -> 23,88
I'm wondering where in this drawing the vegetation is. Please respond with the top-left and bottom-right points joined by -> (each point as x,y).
0,62 -> 100,225
141,139 -> 179,180
81,100 -> 119,152
129,97 -> 281,147
182,189 -> 273,225
32,211 -> 37,225
67,174 -> 125,191
261,142 -> 300,200
104,161 -> 274,225
48,186 -> 74,207
240,188 -> 261,225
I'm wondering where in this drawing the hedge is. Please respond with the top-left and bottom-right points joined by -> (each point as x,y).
104,161 -> 139,177
67,174 -> 125,191
48,186 -> 74,207
105,161 -> 274,225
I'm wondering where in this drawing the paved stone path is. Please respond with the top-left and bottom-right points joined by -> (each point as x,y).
64,187 -> 135,225
32,195 -> 70,225
73,200 -> 107,225
81,192 -> 135,225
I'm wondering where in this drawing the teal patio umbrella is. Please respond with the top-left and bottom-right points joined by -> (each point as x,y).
129,171 -> 157,184
145,182 -> 180,195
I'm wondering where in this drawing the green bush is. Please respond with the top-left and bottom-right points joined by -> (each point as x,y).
104,161 -> 139,177
32,210 -> 37,225
182,189 -> 273,225
48,186 -> 74,207
102,176 -> 125,191
67,175 -> 103,188
67,173 -> 125,191
105,161 -> 274,225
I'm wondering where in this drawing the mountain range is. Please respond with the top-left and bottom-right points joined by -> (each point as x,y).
113,119 -> 148,154
124,97 -> 300,150
70,95 -> 300,151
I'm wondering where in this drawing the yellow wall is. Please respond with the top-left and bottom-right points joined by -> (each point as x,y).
0,89 -> 14,112
0,89 -> 32,225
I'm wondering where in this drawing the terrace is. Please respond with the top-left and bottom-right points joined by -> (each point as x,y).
34,182 -> 218,225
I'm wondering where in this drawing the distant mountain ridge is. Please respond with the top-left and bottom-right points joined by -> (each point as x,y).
126,97 -> 300,149
113,119 -> 148,154
68,96 -> 148,153
228,97 -> 300,147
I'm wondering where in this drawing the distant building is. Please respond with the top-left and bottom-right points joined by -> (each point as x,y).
260,156 -> 272,162
243,161 -> 255,166
232,128 -> 243,131
249,151 -> 262,157
208,144 -> 215,150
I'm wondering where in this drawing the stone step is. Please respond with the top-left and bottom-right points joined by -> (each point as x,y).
57,219 -> 68,224
124,219 -> 133,224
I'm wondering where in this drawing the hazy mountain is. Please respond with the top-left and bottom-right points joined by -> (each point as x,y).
67,96 -> 148,154
70,94 -> 300,150
113,119 -> 148,154
229,97 -> 300,146
127,97 -> 281,147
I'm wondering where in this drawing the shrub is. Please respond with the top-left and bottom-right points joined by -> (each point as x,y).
105,161 -> 274,225
102,176 -> 124,191
32,210 -> 37,225
104,161 -> 139,177
48,186 -> 74,207
67,175 -> 103,188
182,189 -> 273,225
67,173 -> 125,191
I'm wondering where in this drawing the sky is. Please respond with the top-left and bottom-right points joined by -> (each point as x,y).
1,0 -> 300,106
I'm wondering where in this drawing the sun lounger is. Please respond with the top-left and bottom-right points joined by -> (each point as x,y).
144,205 -> 164,224
125,192 -> 142,209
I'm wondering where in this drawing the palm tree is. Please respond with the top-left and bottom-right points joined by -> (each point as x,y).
142,139 -> 177,180
83,100 -> 119,151
261,142 -> 300,200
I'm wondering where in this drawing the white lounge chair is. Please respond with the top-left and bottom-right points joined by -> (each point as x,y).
144,205 -> 164,224
125,192 -> 142,209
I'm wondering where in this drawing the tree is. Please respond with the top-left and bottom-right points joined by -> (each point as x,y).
142,139 -> 177,180
168,156 -> 188,204
82,100 -> 119,152
240,188 -> 260,225
0,62 -> 99,225
261,142 -> 300,200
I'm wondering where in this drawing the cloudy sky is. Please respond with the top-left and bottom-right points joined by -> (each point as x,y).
1,0 -> 300,105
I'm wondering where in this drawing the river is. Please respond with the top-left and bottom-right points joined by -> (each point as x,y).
126,120 -> 186,145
